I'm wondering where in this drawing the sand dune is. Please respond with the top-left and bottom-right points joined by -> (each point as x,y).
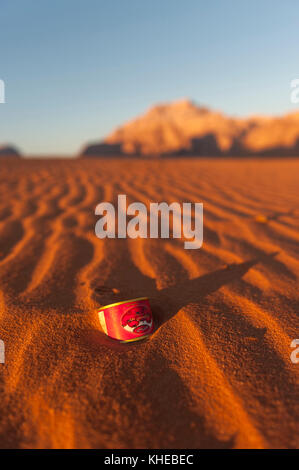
0,157 -> 298,449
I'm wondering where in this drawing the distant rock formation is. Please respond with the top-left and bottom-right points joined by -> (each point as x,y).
81,99 -> 299,157
80,142 -> 123,158
0,145 -> 21,158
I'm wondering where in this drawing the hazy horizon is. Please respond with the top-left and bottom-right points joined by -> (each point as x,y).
1,0 -> 299,155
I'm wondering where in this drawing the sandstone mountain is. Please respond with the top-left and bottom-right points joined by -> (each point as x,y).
81,99 -> 299,157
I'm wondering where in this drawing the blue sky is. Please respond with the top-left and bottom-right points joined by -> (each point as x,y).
0,0 -> 299,155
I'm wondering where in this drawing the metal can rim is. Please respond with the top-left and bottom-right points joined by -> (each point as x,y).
98,297 -> 149,312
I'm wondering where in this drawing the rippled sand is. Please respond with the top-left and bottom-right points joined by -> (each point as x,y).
0,157 -> 298,448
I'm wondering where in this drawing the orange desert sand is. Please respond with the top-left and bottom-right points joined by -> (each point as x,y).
0,157 -> 298,449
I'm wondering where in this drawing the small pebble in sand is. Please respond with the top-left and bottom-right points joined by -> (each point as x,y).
254,214 -> 269,224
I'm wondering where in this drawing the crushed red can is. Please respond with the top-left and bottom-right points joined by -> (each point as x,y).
98,297 -> 154,343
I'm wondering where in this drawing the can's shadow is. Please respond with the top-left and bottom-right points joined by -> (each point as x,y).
150,251 -> 279,330
89,249 -> 279,344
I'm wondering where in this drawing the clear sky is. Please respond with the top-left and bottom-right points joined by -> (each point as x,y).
0,0 -> 299,155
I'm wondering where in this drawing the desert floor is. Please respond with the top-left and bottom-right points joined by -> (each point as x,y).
0,157 -> 298,449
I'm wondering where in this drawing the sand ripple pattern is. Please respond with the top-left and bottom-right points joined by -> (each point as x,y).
0,158 -> 298,449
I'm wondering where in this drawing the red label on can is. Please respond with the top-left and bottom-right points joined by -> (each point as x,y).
98,298 -> 154,341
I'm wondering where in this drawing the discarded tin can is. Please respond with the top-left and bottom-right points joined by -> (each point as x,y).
98,297 -> 154,343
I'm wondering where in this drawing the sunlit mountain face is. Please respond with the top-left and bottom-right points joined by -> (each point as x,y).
81,99 -> 299,157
